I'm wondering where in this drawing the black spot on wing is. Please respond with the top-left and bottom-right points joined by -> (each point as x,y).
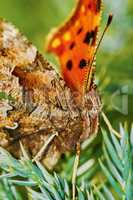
79,59 -> 87,69
83,31 -> 95,44
96,0 -> 101,12
83,27 -> 98,45
66,60 -> 73,70
91,27 -> 98,46
69,42 -> 75,50
77,27 -> 83,35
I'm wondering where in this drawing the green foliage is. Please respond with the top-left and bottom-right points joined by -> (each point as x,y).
100,125 -> 133,199
0,1 -> 132,199
0,125 -> 132,199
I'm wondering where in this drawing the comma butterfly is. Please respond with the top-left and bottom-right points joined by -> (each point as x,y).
0,0 -> 103,169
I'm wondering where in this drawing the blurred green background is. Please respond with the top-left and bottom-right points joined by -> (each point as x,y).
0,0 -> 132,125
0,2 -> 132,198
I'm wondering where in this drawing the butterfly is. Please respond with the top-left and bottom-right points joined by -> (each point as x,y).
0,0 -> 103,169
46,0 -> 102,96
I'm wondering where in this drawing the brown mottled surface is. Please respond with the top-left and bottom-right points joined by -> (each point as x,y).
0,20 -> 101,169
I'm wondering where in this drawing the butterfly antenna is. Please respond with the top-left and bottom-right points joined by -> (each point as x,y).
85,14 -> 113,93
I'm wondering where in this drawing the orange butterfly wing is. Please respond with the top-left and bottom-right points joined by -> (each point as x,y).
46,0 -> 102,94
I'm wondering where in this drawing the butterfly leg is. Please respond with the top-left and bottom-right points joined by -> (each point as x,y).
32,132 -> 58,162
102,112 -> 121,138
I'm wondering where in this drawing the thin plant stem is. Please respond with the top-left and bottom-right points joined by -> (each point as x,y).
32,132 -> 58,162
72,142 -> 80,200
102,112 -> 121,138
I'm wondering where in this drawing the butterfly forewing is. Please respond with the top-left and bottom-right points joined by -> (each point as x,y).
47,0 -> 102,94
